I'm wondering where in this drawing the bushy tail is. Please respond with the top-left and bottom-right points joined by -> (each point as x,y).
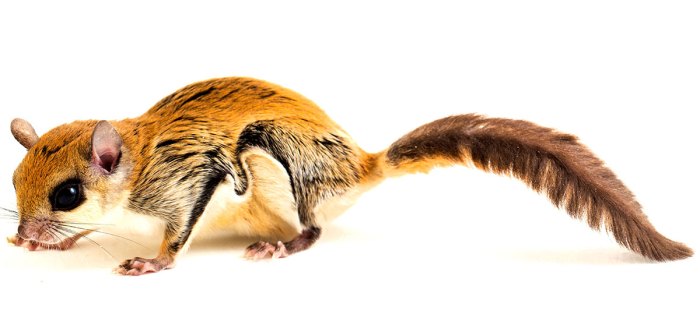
380,114 -> 692,261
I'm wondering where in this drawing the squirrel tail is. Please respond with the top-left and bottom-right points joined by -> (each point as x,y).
369,114 -> 692,261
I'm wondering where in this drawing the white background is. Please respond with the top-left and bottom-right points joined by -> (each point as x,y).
0,1 -> 698,313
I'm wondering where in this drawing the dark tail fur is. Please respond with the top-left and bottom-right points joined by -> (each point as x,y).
382,114 -> 692,261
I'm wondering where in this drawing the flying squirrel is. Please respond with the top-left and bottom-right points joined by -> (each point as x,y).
7,77 -> 693,275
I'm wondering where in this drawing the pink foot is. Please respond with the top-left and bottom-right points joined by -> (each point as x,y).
7,233 -> 80,251
115,257 -> 173,276
244,241 -> 289,260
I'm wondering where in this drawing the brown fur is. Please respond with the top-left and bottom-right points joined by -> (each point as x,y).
10,118 -> 39,150
384,114 -> 693,261
9,77 -> 691,275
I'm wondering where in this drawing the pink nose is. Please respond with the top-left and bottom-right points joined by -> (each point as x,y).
18,222 -> 41,241
18,224 -> 30,239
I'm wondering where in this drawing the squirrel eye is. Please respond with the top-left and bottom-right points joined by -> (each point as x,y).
51,180 -> 84,211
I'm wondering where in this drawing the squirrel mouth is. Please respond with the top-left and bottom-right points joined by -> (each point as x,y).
17,219 -> 82,249
14,230 -> 85,251
18,235 -> 61,245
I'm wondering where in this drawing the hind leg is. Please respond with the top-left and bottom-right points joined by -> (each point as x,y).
237,149 -> 319,259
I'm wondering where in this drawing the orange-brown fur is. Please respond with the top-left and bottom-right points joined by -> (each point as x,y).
9,77 -> 692,275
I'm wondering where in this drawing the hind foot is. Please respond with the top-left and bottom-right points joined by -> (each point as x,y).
244,241 -> 289,260
115,256 -> 174,276
244,227 -> 321,260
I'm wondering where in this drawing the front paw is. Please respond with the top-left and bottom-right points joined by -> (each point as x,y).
7,234 -> 41,251
7,233 -> 79,251
115,257 -> 173,276
7,234 -> 20,246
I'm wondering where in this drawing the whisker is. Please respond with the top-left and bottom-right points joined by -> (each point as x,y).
53,225 -> 116,261
0,207 -> 19,222
0,206 -> 18,216
79,235 -> 116,261
56,222 -> 149,249
56,220 -> 114,226
49,226 -> 76,243
44,228 -> 68,251
52,224 -> 80,239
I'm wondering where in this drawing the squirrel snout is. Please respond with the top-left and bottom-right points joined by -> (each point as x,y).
17,223 -> 37,240
17,224 -> 34,240
17,220 -> 50,242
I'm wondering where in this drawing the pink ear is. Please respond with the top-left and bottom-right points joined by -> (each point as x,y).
91,120 -> 123,174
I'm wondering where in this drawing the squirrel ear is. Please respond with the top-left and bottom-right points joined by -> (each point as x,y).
91,120 -> 123,174
11,118 -> 39,150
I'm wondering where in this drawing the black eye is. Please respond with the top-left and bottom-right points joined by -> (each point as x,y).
51,180 -> 84,211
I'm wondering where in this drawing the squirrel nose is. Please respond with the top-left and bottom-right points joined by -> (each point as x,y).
17,223 -> 39,240
17,224 -> 28,239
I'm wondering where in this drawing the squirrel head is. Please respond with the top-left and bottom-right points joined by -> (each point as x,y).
10,119 -> 129,244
